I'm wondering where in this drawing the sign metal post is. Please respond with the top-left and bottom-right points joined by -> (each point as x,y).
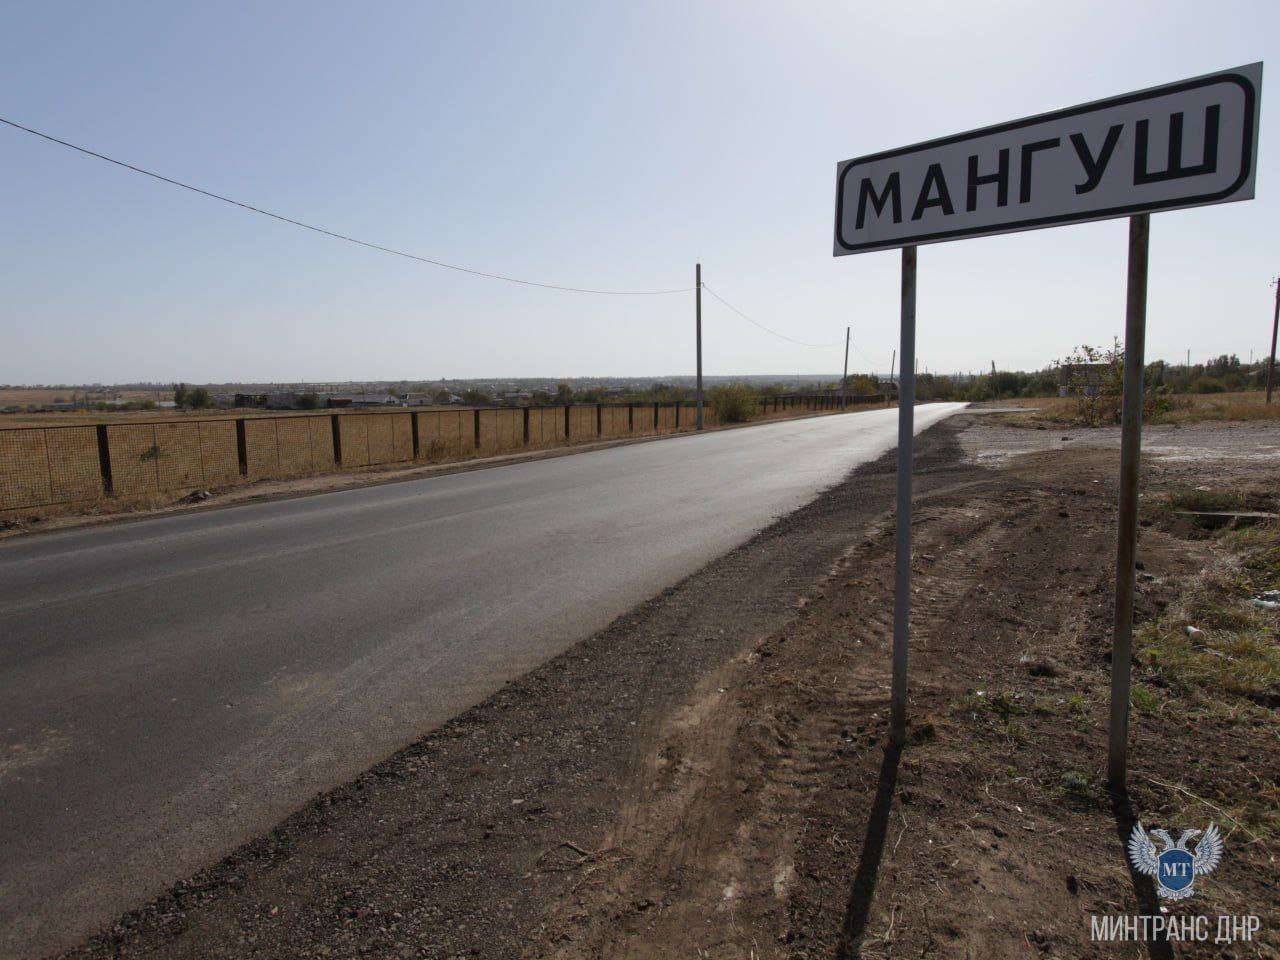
890,247 -> 917,745
1107,214 -> 1150,792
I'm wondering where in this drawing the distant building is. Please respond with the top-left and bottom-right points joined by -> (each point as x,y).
265,392 -> 300,409
401,393 -> 435,406
324,393 -> 402,408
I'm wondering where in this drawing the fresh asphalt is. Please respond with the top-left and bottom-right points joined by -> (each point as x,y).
0,403 -> 965,956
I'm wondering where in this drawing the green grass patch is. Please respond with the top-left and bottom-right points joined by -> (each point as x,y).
1130,686 -> 1159,714
1065,693 -> 1091,716
1165,487 -> 1247,513
1136,522 -> 1280,708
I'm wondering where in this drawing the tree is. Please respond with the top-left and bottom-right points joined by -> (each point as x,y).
1058,341 -> 1172,425
173,383 -> 188,407
297,391 -> 321,410
708,384 -> 759,422
188,387 -> 210,409
842,374 -> 880,397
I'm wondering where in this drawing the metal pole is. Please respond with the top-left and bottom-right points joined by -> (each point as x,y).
695,264 -> 704,429
1108,213 -> 1149,795
890,245 -> 917,747
841,326 -> 850,409
1266,278 -> 1279,404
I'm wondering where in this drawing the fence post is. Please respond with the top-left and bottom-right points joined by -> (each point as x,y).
628,403 -> 634,432
235,419 -> 248,476
653,402 -> 659,431
596,403 -> 603,436
95,424 -> 113,495
523,407 -> 530,445
330,414 -> 342,465
564,405 -> 571,439
411,412 -> 420,459
473,409 -> 481,449
675,402 -> 681,429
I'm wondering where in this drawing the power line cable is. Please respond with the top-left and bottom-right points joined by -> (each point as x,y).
702,284 -> 857,353
0,116 -> 692,296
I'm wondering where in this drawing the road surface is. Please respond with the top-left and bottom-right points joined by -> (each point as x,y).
0,403 -> 963,956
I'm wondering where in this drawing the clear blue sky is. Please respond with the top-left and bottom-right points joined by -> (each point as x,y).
2,1 -> 1277,384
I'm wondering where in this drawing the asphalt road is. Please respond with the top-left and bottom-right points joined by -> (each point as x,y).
0,404 -> 964,957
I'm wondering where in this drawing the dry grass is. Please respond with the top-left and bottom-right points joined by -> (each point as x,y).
1133,517 -> 1280,844
1154,391 -> 1280,424
989,391 -> 1280,426
0,408 -> 443,427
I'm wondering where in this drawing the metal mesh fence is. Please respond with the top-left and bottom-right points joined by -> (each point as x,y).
1,398 -> 863,512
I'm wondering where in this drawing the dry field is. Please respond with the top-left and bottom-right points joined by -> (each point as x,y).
0,406 -> 317,427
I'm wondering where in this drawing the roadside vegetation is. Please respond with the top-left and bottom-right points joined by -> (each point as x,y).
706,383 -> 757,422
1131,493 -> 1280,849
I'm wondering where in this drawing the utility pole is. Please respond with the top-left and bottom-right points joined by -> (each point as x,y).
840,326 -> 850,409
695,264 -> 704,429
1267,277 -> 1279,404
991,360 -> 997,402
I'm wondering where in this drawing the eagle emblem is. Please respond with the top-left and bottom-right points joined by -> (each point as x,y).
1128,822 -> 1223,900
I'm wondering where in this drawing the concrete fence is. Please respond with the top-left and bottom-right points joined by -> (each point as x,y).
0,395 -> 880,513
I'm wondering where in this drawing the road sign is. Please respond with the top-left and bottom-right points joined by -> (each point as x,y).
834,65 -> 1262,795
834,64 -> 1261,255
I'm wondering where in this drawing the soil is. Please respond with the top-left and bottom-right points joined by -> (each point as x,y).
57,415 -> 1280,960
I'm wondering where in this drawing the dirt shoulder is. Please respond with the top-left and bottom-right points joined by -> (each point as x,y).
58,415 -> 1279,959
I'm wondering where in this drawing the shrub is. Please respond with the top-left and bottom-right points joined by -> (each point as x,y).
708,384 -> 758,423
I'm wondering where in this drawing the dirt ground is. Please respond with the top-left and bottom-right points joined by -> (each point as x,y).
57,414 -> 1279,959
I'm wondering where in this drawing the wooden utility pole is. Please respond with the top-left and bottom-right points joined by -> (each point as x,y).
695,264 -> 704,429
1266,277 -> 1279,404
840,326 -> 850,408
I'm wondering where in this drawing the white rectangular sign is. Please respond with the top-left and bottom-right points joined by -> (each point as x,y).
833,64 -> 1261,255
